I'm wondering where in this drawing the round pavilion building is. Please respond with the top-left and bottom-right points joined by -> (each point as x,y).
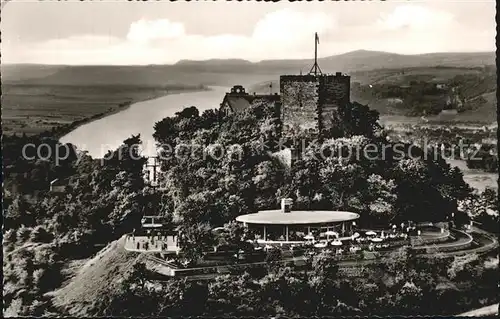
236,199 -> 360,244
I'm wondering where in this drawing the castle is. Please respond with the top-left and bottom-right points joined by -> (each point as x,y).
220,33 -> 351,137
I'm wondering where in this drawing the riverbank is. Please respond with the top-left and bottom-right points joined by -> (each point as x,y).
2,83 -> 209,137
52,87 -> 209,140
58,86 -> 229,158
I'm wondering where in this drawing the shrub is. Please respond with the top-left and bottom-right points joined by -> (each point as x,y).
30,226 -> 53,243
17,226 -> 32,243
32,268 -> 45,288
265,248 -> 282,263
34,246 -> 57,266
4,229 -> 18,244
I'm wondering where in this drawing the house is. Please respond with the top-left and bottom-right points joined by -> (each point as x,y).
220,85 -> 280,117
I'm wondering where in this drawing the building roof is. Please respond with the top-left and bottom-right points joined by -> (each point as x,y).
224,96 -> 252,113
221,85 -> 280,114
236,210 -> 359,225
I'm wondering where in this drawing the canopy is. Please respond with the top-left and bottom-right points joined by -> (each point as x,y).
365,231 -> 377,236
371,237 -> 383,242
331,240 -> 343,246
304,234 -> 315,240
314,242 -> 327,248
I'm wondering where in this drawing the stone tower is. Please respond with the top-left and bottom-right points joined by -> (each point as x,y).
279,33 -> 350,136
279,72 -> 350,135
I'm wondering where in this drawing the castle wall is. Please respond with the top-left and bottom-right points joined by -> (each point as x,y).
280,73 -> 351,133
280,75 -> 319,129
319,74 -> 351,128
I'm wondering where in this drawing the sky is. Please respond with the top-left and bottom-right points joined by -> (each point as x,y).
1,0 -> 496,65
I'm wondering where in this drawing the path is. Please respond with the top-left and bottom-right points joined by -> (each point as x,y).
457,303 -> 499,317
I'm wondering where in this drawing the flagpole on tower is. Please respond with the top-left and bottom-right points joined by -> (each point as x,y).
309,32 -> 322,76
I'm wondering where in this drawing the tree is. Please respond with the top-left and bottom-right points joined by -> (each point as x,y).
177,223 -> 214,266
326,101 -> 381,139
216,220 -> 246,247
5,195 -> 34,229
208,273 -> 262,315
364,174 -> 397,225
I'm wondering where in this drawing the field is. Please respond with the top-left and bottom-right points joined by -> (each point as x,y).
1,83 -> 204,136
447,159 -> 498,192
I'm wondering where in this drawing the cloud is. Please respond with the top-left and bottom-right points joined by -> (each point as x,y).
127,19 -> 185,44
252,9 -> 334,43
378,5 -> 454,30
2,6 -> 494,65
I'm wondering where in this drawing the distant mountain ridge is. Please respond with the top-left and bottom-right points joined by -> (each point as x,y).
174,50 -> 495,72
3,50 -> 495,87
175,59 -> 253,66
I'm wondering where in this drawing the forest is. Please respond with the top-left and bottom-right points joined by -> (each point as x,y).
3,98 -> 498,316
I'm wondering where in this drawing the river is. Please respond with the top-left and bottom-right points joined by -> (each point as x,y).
60,86 -> 229,158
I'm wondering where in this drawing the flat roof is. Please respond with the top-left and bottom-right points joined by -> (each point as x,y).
236,210 -> 359,225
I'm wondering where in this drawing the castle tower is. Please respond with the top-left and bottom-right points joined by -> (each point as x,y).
279,34 -> 351,136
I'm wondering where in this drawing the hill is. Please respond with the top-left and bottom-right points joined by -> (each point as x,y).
175,58 -> 253,67
50,237 -> 145,316
1,64 -> 67,82
3,50 -> 494,87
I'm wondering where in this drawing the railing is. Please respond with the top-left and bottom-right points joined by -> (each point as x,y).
412,229 -> 473,254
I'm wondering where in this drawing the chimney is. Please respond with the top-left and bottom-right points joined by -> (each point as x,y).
281,198 -> 293,213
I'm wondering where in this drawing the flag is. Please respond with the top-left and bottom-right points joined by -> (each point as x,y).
315,32 -> 319,45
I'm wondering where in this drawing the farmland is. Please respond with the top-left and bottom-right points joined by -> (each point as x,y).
2,83 -> 206,136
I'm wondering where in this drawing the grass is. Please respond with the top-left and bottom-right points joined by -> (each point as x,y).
50,237 -> 145,316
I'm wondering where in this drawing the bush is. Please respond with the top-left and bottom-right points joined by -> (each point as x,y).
32,269 -> 45,288
17,226 -> 32,243
265,248 -> 282,263
4,229 -> 18,244
34,246 -> 57,266
30,226 -> 53,243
